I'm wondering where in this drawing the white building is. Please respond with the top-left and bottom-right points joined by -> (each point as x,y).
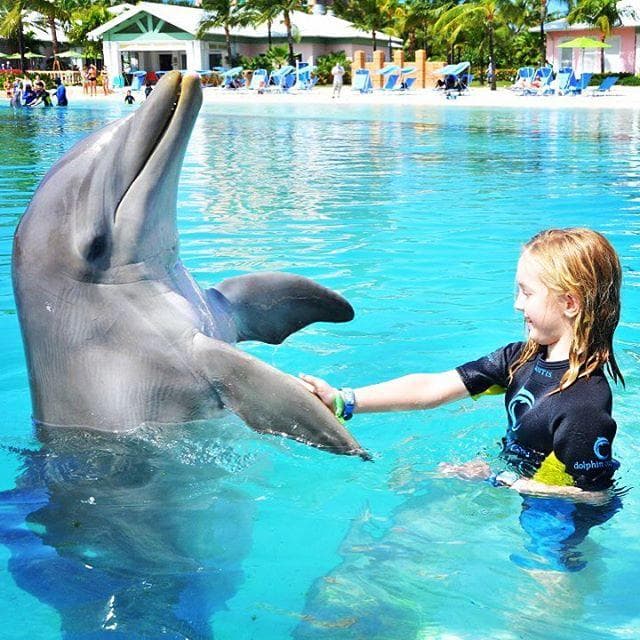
87,1 -> 401,76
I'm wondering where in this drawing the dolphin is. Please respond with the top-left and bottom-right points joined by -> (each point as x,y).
12,70 -> 368,460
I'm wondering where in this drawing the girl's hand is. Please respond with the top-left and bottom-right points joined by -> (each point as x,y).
299,374 -> 338,412
437,459 -> 492,481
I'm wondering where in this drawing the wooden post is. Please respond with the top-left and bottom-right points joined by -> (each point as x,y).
415,49 -> 426,89
352,50 -> 365,72
371,49 -> 385,88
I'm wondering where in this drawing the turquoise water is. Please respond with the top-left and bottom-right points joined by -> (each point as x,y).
1,98 -> 639,639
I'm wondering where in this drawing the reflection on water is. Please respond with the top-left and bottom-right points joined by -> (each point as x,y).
0,422 -> 260,639
293,477 -> 624,640
0,101 -> 639,639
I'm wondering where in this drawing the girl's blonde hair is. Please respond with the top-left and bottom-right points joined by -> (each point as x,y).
511,228 -> 624,391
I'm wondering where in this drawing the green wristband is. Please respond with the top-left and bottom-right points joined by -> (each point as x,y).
333,393 -> 346,424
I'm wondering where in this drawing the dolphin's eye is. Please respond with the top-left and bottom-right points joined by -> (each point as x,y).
86,234 -> 108,262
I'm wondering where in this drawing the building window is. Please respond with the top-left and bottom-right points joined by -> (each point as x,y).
209,52 -> 222,68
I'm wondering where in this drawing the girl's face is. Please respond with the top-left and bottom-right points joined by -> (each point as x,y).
514,252 -> 577,360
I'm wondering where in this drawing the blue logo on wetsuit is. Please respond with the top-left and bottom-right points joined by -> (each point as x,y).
507,387 -> 535,431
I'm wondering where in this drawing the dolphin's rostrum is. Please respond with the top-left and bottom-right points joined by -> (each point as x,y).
12,71 -> 369,460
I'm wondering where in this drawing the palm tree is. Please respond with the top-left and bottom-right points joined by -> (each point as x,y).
567,0 -> 633,73
198,0 -> 256,65
435,0 -> 505,90
269,0 -> 309,65
248,0 -> 282,48
333,0 -> 397,52
0,0 -> 29,71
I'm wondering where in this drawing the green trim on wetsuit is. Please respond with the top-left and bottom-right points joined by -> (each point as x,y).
532,452 -> 575,486
471,384 -> 506,401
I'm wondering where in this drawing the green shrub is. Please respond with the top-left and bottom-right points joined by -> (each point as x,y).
589,72 -> 638,86
315,51 -> 351,85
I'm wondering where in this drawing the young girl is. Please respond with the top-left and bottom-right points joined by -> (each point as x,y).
302,228 -> 624,494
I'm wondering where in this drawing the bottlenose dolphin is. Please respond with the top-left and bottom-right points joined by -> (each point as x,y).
12,71 -> 367,459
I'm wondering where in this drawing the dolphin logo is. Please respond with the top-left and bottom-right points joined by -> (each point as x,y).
593,437 -> 611,461
507,387 -> 535,431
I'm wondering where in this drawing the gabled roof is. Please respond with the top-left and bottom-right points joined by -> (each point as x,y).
88,2 -> 204,39
543,0 -> 640,31
87,1 -> 401,43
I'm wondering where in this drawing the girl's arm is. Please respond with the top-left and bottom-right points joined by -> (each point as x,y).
300,370 -> 469,414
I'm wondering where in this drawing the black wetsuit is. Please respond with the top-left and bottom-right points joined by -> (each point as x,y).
456,342 -> 619,490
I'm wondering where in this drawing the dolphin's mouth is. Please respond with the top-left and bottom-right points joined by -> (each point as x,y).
113,71 -> 202,225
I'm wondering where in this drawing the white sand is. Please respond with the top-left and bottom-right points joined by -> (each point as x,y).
67,83 -> 640,110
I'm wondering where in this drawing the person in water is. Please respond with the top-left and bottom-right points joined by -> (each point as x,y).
302,228 -> 624,495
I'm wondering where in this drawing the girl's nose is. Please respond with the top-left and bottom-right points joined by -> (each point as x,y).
514,293 -> 524,312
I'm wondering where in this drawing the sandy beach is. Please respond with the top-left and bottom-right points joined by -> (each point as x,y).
67,82 -> 640,110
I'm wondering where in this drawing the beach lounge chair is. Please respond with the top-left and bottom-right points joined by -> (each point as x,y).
220,66 -> 244,89
520,67 -> 554,95
397,67 -> 416,91
555,69 -> 576,95
249,69 -> 268,91
374,64 -> 400,91
565,72 -> 593,95
588,75 -> 619,95
509,67 -> 535,92
294,62 -> 318,91
268,65 -> 295,92
352,69 -> 373,93
434,61 -> 471,97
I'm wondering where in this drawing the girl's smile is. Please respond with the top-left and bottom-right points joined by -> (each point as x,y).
514,252 -> 578,361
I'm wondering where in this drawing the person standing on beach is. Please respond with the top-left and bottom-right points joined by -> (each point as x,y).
331,62 -> 345,98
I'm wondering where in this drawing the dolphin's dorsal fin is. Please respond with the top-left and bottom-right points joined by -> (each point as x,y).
205,272 -> 354,344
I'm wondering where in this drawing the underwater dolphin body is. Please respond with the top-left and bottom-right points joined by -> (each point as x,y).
12,71 -> 367,459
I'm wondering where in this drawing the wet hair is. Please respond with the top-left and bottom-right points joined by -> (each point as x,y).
510,228 -> 624,391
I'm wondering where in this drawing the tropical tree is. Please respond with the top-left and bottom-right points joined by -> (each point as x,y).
0,0 -> 30,70
198,0 -> 257,65
567,0 -> 633,72
333,0 -> 397,52
247,0 -> 282,48
435,0 -> 507,90
66,2 -> 115,61
270,0 -> 309,65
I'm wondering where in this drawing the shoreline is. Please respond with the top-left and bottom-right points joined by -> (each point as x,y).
65,82 -> 640,111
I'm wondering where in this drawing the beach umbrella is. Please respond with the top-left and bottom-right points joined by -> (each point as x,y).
558,37 -> 611,75
23,52 -> 45,59
57,50 -> 84,59
4,53 -> 23,59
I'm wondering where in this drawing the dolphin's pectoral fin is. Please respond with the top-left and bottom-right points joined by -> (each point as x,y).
193,334 -> 370,460
205,272 -> 354,344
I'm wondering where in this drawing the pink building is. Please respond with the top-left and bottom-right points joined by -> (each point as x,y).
543,0 -> 640,74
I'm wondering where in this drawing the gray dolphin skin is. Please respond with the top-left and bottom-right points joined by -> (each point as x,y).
12,71 -> 369,460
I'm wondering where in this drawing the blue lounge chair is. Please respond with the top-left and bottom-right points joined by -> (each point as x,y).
510,67 -> 535,93
434,61 -> 471,96
249,68 -> 268,91
375,64 -> 400,91
268,65 -> 295,92
352,69 -> 372,93
397,67 -> 416,91
294,62 -> 318,91
589,75 -> 619,95
516,67 -> 535,82
556,69 -> 575,95
220,66 -> 244,89
565,72 -> 593,95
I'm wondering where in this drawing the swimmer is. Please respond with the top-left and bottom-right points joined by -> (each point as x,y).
124,89 -> 135,105
301,228 -> 624,496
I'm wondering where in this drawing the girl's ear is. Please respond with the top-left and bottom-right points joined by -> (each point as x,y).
562,293 -> 581,318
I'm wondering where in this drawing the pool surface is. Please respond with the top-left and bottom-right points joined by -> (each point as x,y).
0,98 -> 639,639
